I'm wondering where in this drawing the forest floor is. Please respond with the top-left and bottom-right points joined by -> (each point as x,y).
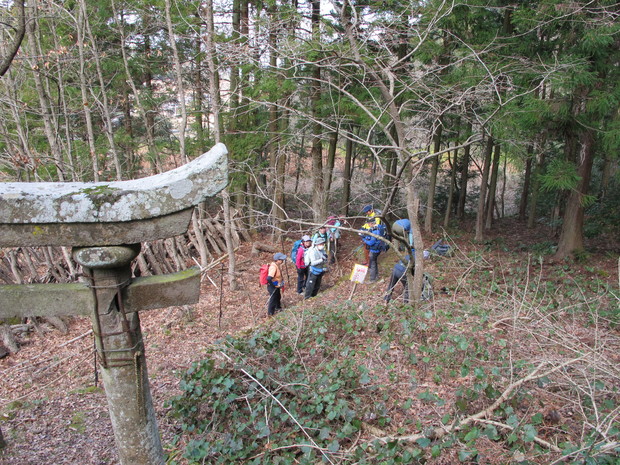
0,218 -> 618,464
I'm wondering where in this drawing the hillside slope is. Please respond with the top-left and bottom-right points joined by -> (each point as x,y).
1,221 -> 618,464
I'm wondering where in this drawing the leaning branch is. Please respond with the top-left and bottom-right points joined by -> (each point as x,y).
0,0 -> 26,78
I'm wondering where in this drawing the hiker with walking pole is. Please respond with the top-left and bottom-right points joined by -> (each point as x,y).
265,253 -> 287,316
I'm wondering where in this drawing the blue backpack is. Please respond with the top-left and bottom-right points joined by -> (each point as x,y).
290,239 -> 303,262
375,223 -> 390,252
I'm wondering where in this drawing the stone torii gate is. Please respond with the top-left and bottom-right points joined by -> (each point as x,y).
0,143 -> 228,465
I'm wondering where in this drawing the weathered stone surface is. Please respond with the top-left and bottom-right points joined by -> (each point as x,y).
0,268 -> 201,319
0,143 -> 227,224
0,282 -> 94,319
123,268 -> 201,312
0,208 -> 194,247
73,244 -> 141,269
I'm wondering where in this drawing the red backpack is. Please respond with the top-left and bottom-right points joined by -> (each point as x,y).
259,264 -> 270,286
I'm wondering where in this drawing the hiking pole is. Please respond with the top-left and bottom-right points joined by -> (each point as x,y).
218,262 -> 224,329
280,236 -> 291,287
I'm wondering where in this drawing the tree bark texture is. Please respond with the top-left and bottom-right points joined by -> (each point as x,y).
555,128 -> 595,259
475,135 -> 494,242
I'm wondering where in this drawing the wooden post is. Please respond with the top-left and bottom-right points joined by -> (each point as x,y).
73,245 -> 164,465
348,282 -> 357,300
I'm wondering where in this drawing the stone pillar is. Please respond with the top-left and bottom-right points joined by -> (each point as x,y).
73,245 -> 164,465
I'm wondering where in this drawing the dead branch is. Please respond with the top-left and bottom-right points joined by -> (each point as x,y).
373,358 -> 583,451
251,242 -> 278,254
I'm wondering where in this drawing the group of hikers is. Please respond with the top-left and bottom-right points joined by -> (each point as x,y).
263,206 -> 420,316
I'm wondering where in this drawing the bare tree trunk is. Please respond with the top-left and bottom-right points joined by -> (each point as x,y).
527,142 -> 546,229
342,133 -> 353,216
164,0 -> 188,163
205,0 -> 236,289
76,2 -> 100,181
519,145 -> 533,221
324,130 -> 338,197
443,148 -> 458,229
0,0 -> 25,77
310,0 -> 325,222
111,0 -> 159,173
4,72 -> 40,180
475,135 -> 493,241
485,143 -> 501,230
555,128 -> 595,259
0,322 -> 19,353
0,424 -> 6,449
599,153 -> 616,200
26,6 -> 66,181
406,182 -> 424,302
51,32 -> 77,181
81,0 -> 123,180
424,125 -> 442,233
457,123 -> 472,219
203,0 -> 221,142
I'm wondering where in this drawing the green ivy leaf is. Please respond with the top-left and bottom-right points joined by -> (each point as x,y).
464,428 -> 479,442
416,437 -> 431,448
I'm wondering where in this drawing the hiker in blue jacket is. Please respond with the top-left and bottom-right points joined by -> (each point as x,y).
360,222 -> 386,282
384,252 -> 413,303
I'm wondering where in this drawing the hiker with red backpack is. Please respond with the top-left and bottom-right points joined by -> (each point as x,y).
265,252 -> 287,316
295,235 -> 313,294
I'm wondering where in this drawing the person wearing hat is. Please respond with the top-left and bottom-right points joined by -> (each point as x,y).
303,236 -> 328,299
266,252 -> 287,316
295,235 -> 313,294
312,225 -> 329,247
360,205 -> 382,266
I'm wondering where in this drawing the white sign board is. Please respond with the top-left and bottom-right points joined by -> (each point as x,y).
349,264 -> 368,283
